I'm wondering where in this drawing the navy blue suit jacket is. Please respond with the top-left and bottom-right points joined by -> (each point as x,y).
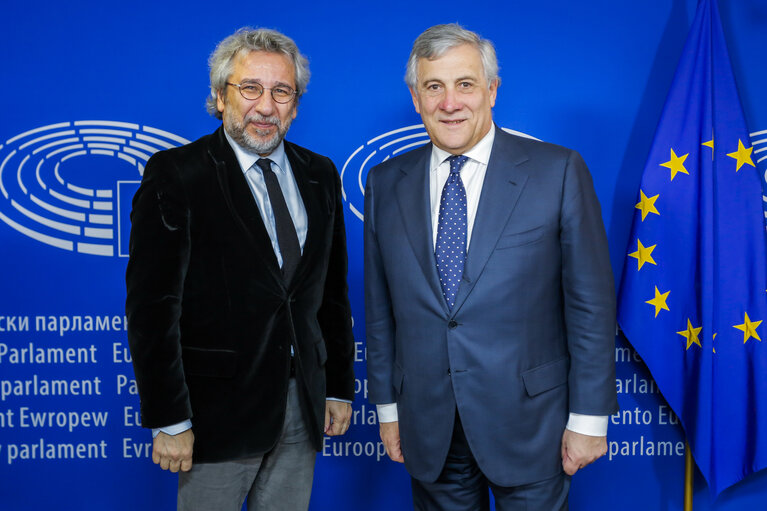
364,126 -> 618,485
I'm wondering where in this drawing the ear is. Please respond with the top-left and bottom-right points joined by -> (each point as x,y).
409,87 -> 421,114
488,79 -> 499,108
216,89 -> 226,114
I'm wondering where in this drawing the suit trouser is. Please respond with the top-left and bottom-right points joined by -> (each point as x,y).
411,410 -> 570,511
177,378 -> 316,511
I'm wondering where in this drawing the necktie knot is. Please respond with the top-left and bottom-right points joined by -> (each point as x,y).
256,158 -> 273,174
447,155 -> 469,175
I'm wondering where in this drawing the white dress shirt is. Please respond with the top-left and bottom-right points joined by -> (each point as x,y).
226,131 -> 307,264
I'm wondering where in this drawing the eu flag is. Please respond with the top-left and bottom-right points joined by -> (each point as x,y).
617,0 -> 767,497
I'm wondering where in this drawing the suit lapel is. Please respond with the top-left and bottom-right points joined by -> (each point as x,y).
452,129 -> 530,313
395,145 -> 449,313
208,127 -> 283,284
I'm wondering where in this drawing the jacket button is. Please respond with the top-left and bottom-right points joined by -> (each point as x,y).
448,320 -> 458,329
447,368 -> 451,375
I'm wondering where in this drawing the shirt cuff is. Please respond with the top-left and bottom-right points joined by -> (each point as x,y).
152,420 -> 193,439
326,397 -> 352,403
376,403 -> 398,423
566,413 -> 608,436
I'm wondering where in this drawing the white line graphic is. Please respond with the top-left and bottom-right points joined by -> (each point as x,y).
0,120 -> 189,257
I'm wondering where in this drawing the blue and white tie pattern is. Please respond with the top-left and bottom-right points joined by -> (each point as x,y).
436,155 -> 469,310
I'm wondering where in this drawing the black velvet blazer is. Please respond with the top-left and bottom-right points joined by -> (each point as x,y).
125,126 -> 354,462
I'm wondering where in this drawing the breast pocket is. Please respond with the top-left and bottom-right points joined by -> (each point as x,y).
495,226 -> 545,250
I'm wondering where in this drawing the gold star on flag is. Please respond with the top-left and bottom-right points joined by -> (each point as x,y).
677,319 -> 702,349
702,137 -> 714,160
628,239 -> 657,270
660,148 -> 689,181
646,286 -> 670,318
635,190 -> 660,221
726,139 -> 755,171
733,312 -> 762,343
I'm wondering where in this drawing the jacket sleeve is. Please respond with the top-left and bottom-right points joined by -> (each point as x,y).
363,166 -> 397,405
559,150 -> 618,416
125,151 -> 193,428
316,157 -> 355,401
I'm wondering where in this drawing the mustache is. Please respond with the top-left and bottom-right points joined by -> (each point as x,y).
245,114 -> 281,127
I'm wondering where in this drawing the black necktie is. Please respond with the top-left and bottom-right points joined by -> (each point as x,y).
256,158 -> 300,283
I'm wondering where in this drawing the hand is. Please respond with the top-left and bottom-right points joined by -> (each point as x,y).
153,429 -> 194,473
324,400 -> 352,436
379,421 -> 404,463
561,429 -> 607,475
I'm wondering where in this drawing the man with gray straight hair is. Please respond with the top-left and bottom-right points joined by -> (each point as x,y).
126,27 -> 354,511
365,23 -> 617,510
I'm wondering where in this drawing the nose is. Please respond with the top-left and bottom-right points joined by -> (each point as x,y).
439,86 -> 462,113
254,91 -> 277,116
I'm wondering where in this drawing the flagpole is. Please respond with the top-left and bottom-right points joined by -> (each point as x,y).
685,441 -> 693,511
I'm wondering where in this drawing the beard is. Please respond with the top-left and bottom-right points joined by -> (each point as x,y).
224,110 -> 293,155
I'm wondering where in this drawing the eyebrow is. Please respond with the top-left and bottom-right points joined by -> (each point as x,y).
238,78 -> 295,89
421,74 -> 478,84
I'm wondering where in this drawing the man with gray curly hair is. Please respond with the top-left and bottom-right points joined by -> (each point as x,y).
127,27 -> 354,511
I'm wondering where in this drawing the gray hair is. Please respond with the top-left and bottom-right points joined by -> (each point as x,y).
206,27 -> 310,119
405,24 -> 500,91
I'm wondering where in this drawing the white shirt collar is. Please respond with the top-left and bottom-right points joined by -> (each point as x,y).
429,124 -> 496,171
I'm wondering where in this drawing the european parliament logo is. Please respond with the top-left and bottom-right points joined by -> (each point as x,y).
341,124 -> 537,222
0,121 -> 189,257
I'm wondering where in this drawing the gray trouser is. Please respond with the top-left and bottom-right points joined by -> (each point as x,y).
177,378 -> 316,511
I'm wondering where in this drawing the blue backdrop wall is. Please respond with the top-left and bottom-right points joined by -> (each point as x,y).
1,1 -> 766,509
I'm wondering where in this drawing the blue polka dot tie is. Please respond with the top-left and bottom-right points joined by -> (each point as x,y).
436,155 -> 468,310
